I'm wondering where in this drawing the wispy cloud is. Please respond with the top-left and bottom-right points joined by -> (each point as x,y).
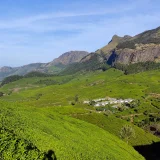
0,0 -> 148,31
0,0 -> 160,67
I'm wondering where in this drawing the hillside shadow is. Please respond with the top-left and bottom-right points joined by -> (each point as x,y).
107,50 -> 117,65
43,150 -> 57,160
134,142 -> 160,160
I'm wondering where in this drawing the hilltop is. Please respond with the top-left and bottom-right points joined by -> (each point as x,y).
47,51 -> 89,66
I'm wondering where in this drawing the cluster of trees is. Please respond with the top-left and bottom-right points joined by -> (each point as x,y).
0,71 -> 54,87
36,79 -> 58,86
114,62 -> 160,74
117,37 -> 160,49
137,113 -> 160,127
0,75 -> 23,87
24,71 -> 52,78
126,100 -> 140,108
62,53 -> 107,75
117,27 -> 160,49
0,92 -> 4,97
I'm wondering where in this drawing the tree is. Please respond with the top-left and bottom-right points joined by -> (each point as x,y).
120,125 -> 135,144
0,92 -> 4,97
74,95 -> 79,103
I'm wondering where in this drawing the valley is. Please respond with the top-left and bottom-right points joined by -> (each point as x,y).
0,26 -> 160,159
0,67 -> 160,159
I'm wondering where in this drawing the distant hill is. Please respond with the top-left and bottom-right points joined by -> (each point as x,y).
47,51 -> 89,66
0,63 -> 46,81
0,51 -> 89,80
1,26 -> 160,79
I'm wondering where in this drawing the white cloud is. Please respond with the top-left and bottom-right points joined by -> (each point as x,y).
0,0 -> 160,66
0,0 -> 149,31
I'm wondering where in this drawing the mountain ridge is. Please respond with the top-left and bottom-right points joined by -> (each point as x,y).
81,26 -> 160,68
0,51 -> 89,80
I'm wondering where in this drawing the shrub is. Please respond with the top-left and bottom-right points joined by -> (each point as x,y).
0,92 -> 4,97
120,125 -> 135,144
1,75 -> 23,86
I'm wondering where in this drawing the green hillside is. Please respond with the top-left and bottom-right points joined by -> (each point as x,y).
0,68 -> 160,159
0,100 -> 144,160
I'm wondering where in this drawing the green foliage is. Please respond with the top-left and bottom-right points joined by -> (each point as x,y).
74,94 -> 79,103
74,113 -> 159,146
0,91 -> 4,97
36,79 -> 58,86
100,64 -> 111,71
117,27 -> 160,49
24,71 -> 52,78
0,101 -> 144,160
61,53 -> 106,75
0,127 -> 44,159
120,125 -> 136,143
1,75 -> 23,86
127,100 -> 140,108
114,62 -> 160,74
0,68 -> 160,159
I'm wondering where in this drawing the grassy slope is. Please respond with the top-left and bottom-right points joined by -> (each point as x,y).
0,68 -> 159,148
73,113 -> 159,146
0,100 -> 144,160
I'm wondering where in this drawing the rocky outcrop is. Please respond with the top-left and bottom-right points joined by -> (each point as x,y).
96,35 -> 132,55
114,43 -> 160,64
80,52 -> 104,63
97,26 -> 160,65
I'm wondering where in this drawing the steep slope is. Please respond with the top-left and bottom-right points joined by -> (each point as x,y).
105,26 -> 160,65
61,53 -> 106,74
0,100 -> 144,160
71,26 -> 160,74
0,68 -> 160,159
96,35 -> 132,55
47,51 -> 89,66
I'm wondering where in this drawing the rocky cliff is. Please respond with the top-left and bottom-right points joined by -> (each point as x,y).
96,26 -> 160,65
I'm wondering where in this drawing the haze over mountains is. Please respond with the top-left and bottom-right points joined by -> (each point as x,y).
0,51 -> 89,80
1,26 -> 160,80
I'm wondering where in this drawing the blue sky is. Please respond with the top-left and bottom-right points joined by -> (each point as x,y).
0,0 -> 160,67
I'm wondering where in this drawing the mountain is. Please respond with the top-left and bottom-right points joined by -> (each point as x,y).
47,51 -> 89,66
0,51 -> 89,81
68,26 -> 160,74
1,26 -> 160,79
96,35 -> 132,55
0,63 -> 46,81
98,26 -> 160,65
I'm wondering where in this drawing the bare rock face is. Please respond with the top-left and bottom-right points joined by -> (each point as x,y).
115,44 -> 160,64
96,26 -> 160,65
80,53 -> 104,63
